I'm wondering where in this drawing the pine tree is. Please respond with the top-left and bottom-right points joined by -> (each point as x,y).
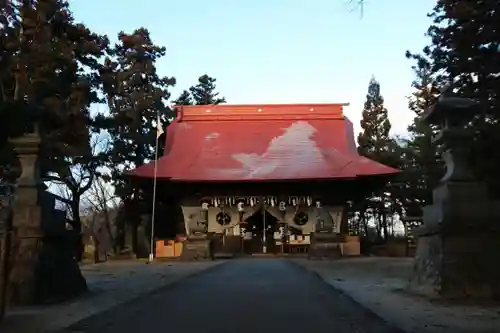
189,74 -> 226,105
172,90 -> 193,105
101,28 -> 175,252
398,57 -> 443,216
28,1 -> 108,250
103,28 -> 175,198
1,1 -> 108,231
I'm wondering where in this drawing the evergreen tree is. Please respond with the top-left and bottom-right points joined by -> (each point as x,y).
101,28 -> 175,251
172,89 -> 193,105
393,57 -> 443,219
1,0 -> 108,215
357,77 -> 393,164
30,1 -> 108,246
357,77 -> 397,241
0,0 -> 109,260
102,28 -> 175,198
406,57 -> 443,206
0,0 -> 37,180
189,74 -> 226,105
407,1 -> 500,196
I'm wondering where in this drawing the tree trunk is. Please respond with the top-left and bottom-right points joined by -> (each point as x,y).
71,194 -> 83,262
361,210 -> 369,236
375,213 -> 382,240
103,209 -> 116,255
382,212 -> 388,242
93,236 -> 100,263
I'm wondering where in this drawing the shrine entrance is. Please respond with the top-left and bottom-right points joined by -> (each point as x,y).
243,208 -> 279,254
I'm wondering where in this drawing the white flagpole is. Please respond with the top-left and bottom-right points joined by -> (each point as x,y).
148,112 -> 162,263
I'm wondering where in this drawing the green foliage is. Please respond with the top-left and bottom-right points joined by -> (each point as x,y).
101,28 -> 176,199
387,56 -> 445,217
357,76 -> 395,165
173,74 -> 226,106
407,0 -> 500,197
189,74 -> 226,105
356,77 -> 400,239
0,0 -> 110,238
172,90 -> 193,106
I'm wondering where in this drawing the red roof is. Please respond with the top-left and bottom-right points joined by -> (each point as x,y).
131,103 -> 399,182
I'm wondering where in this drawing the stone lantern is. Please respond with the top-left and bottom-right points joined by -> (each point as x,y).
421,88 -> 479,182
6,128 -> 44,305
409,88 -> 500,300
7,127 -> 87,305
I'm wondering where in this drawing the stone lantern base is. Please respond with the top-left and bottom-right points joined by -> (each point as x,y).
408,181 -> 500,300
7,185 -> 43,305
7,132 -> 87,305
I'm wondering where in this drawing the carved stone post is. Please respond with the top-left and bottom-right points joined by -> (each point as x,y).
408,92 -> 500,299
7,131 -> 43,305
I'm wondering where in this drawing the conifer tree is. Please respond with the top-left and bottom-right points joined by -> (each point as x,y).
1,1 -> 108,249
407,1 -> 500,196
393,57 -> 443,219
189,74 -> 226,105
357,77 -> 397,241
172,90 -> 193,105
357,77 -> 393,164
101,28 -> 175,253
102,28 -> 176,199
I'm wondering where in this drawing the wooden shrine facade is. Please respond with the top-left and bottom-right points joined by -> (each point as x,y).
130,103 -> 400,260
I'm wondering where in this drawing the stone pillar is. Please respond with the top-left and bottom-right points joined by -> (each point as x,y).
408,91 -> 500,300
7,132 -> 43,305
0,184 -> 14,320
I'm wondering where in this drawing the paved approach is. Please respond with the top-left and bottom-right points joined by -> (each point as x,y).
61,259 -> 404,333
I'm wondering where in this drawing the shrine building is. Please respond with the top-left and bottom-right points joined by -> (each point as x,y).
130,103 -> 399,260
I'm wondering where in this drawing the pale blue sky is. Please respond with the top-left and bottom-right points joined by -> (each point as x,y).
71,0 -> 436,136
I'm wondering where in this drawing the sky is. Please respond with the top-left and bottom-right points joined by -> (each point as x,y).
71,0 -> 436,137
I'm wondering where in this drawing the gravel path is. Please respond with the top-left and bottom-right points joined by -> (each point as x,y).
293,258 -> 500,333
60,259 -> 403,333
